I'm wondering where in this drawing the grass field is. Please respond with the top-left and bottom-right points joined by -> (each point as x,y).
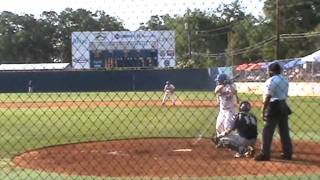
0,91 -> 319,180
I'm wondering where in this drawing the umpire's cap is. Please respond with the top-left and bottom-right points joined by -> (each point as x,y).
268,62 -> 282,74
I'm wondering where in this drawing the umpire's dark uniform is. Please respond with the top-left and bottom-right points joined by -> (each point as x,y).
255,63 -> 293,161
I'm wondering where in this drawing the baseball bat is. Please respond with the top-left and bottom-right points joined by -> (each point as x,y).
192,121 -> 214,145
231,74 -> 240,81
226,74 -> 240,84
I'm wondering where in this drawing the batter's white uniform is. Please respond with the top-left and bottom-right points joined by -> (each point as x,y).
215,83 -> 237,136
162,84 -> 176,105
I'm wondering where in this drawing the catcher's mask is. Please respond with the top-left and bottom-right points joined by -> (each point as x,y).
239,101 -> 251,112
216,73 -> 228,85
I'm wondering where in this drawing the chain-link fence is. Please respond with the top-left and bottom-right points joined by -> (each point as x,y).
1,0 -> 320,179
1,65 -> 320,179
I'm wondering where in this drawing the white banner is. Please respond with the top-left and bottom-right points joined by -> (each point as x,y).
235,82 -> 320,96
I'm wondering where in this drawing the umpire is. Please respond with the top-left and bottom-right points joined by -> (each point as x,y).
254,62 -> 293,161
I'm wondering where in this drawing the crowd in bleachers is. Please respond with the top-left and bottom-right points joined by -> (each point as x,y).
233,50 -> 320,82
235,61 -> 320,82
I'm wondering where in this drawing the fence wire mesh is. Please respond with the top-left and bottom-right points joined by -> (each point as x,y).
0,0 -> 320,179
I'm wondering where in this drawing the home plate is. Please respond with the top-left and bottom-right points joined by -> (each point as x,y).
107,151 -> 129,156
172,148 -> 192,152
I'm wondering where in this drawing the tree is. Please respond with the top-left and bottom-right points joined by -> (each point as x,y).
228,16 -> 275,64
1,0 -> 318,66
139,15 -> 170,30
140,8 -> 235,68
0,9 -> 125,64
57,8 -> 125,63
0,12 -> 55,63
96,11 -> 125,31
0,11 -> 19,63
216,0 -> 246,23
40,11 -> 61,62
214,0 -> 262,65
263,0 -> 320,59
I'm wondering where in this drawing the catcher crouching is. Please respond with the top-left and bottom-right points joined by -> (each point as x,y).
214,101 -> 258,158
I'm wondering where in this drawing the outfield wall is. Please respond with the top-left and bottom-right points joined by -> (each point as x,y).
235,82 -> 320,96
0,69 -> 214,93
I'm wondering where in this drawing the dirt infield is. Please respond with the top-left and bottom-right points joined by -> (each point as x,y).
12,138 -> 320,178
0,99 -> 264,109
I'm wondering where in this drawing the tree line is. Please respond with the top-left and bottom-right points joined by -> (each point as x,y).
0,0 -> 319,68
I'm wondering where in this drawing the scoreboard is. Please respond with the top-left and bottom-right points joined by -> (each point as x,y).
72,31 -> 176,69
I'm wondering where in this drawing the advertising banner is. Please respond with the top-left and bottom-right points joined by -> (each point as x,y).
72,31 -> 176,69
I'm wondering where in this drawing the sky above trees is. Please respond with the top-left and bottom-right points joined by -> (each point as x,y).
0,0 -> 319,67
0,0 -> 265,30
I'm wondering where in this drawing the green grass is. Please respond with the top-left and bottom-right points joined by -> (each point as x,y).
0,105 -> 215,156
0,91 -> 216,102
0,166 -> 319,180
0,91 -> 319,179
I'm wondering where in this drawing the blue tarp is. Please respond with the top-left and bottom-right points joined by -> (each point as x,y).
217,67 -> 233,77
261,60 -> 287,69
283,58 -> 304,69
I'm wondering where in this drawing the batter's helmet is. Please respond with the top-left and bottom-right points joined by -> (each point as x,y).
239,101 -> 251,112
216,73 -> 228,85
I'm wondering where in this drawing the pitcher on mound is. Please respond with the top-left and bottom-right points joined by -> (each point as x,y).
161,81 -> 176,106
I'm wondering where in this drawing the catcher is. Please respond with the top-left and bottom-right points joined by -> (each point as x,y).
214,101 -> 258,158
161,81 -> 176,106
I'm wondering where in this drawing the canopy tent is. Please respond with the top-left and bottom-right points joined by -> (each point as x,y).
283,58 -> 304,69
235,63 -> 250,71
315,50 -> 320,62
245,62 -> 265,71
301,50 -> 320,62
261,60 -> 286,69
301,50 -> 320,76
